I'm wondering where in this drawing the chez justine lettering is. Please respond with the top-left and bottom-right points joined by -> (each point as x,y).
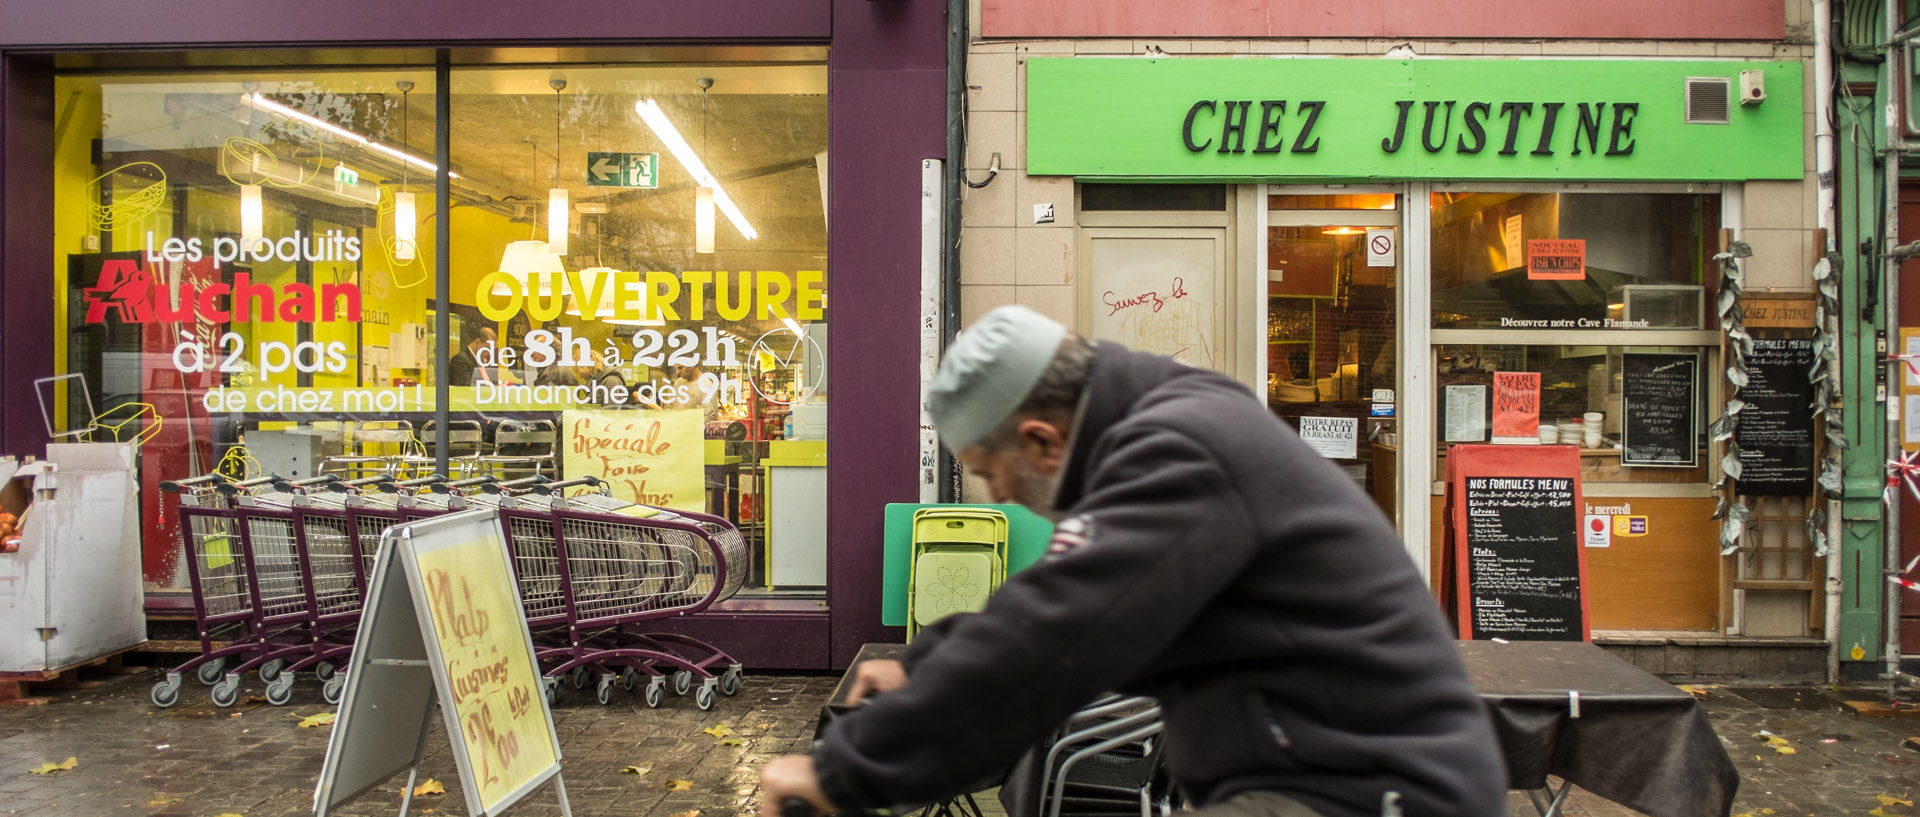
1181,99 -> 1638,157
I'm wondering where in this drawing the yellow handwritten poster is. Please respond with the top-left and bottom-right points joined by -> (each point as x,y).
413,532 -> 556,814
562,409 -> 703,512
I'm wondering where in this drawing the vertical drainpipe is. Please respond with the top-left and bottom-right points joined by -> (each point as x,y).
938,0 -> 966,502
1886,0 -> 1911,688
1816,0 -> 1844,684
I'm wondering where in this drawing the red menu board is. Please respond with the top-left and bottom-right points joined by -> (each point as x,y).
1446,444 -> 1590,641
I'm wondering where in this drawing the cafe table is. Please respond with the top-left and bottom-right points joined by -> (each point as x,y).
822,641 -> 1739,817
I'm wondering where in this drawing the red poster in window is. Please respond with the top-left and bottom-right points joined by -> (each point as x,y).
1526,238 -> 1586,280
1491,372 -> 1541,439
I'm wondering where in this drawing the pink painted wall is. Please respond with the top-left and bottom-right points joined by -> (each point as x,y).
981,0 -> 1784,41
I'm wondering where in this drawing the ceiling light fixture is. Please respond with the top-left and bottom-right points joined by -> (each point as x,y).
241,92 -> 456,178
497,240 -> 566,293
635,90 -> 757,241
548,76 -> 570,257
1321,226 -> 1366,235
393,79 -> 417,261
239,184 -> 263,243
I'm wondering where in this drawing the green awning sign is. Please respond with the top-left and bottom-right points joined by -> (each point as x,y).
1027,58 -> 1803,181
587,152 -> 659,188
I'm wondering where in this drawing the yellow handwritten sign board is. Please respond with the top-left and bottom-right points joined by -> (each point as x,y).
414,525 -> 557,813
313,509 -> 567,817
562,409 -> 703,512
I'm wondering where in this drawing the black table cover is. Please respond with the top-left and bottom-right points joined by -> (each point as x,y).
1461,640 -> 1738,817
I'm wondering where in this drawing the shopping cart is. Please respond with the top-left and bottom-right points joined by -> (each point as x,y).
487,476 -> 749,710
150,473 -> 291,708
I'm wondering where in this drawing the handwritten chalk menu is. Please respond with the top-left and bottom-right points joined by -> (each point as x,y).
1735,338 -> 1817,495
1621,352 -> 1699,467
1448,445 -> 1589,641
315,509 -> 571,817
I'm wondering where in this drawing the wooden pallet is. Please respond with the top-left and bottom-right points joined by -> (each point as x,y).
0,644 -> 144,706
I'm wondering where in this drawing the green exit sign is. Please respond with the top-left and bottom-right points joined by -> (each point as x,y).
587,152 -> 659,188
333,163 -> 359,186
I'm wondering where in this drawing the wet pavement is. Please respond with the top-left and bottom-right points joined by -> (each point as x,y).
2,664 -> 1919,817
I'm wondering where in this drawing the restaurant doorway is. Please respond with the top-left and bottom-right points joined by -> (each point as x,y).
1264,191 -> 1403,523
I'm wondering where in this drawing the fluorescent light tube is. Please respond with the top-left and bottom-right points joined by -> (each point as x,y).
635,99 -> 757,240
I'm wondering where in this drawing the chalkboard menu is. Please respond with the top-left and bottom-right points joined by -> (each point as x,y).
1735,338 -> 1817,495
1448,445 -> 1589,641
1621,352 -> 1699,467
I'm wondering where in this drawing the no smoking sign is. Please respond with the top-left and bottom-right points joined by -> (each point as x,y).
1365,228 -> 1395,267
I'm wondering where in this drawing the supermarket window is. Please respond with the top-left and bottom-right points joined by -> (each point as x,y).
52,52 -> 830,596
450,61 -> 829,593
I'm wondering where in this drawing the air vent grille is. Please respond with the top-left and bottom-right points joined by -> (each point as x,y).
1686,77 -> 1730,125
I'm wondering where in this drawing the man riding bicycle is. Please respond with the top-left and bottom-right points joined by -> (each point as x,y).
761,306 -> 1506,817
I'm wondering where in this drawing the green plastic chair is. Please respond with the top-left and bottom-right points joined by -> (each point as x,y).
908,508 -> 1009,639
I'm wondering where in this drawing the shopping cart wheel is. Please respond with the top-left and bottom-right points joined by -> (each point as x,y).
620,667 -> 640,692
672,670 -> 693,696
321,676 -> 344,705
196,657 -> 227,687
209,676 -> 241,708
259,658 -> 286,684
644,678 -> 665,708
314,661 -> 337,683
265,674 -> 295,706
695,684 -> 716,711
596,675 -> 615,706
720,668 -> 742,697
150,676 -> 182,709
569,666 -> 591,690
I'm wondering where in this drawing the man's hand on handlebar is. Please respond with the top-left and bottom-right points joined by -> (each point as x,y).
759,756 -> 833,817
845,659 -> 908,707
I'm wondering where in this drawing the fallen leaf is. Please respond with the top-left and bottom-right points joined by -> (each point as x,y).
1870,809 -> 1891,817
670,810 -> 702,817
1677,684 -> 1720,698
214,813 -> 244,817
298,712 -> 336,728
621,766 -> 651,776
719,738 -> 744,747
702,725 -> 734,739
27,757 -> 78,775
412,779 -> 446,796
666,779 -> 693,792
1878,795 -> 1914,807
1760,810 -> 1775,815
757,722 -> 772,730
147,796 -> 182,807
1751,732 -> 1795,753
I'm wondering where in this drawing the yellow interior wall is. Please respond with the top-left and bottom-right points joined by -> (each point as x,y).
51,80 -> 101,384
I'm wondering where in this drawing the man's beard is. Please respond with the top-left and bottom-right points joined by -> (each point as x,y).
1006,456 -> 1063,523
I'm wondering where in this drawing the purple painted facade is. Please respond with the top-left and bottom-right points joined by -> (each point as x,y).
0,0 -> 937,669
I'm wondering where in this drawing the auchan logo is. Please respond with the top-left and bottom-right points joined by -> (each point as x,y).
83,260 -> 361,324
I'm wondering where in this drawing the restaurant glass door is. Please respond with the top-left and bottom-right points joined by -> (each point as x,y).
1264,190 -> 1402,522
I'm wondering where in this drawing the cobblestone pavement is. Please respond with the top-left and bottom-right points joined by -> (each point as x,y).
2,667 -> 1919,817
